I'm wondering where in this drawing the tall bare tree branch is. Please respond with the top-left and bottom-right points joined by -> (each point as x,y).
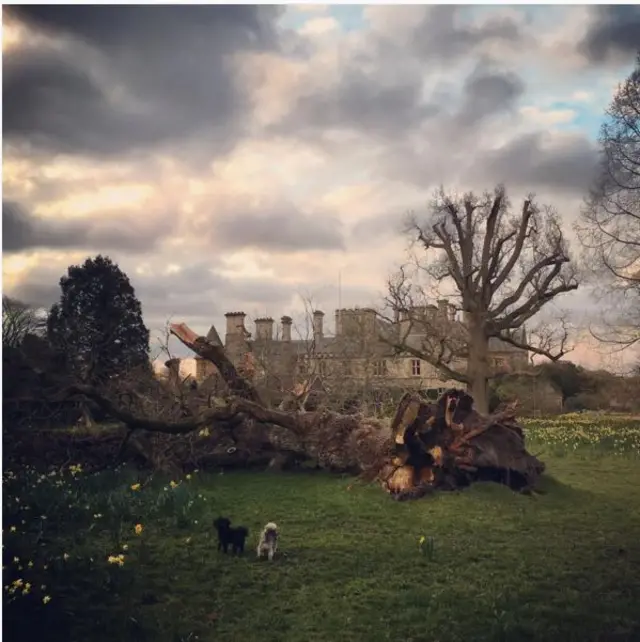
576,53 -> 640,351
386,185 -> 578,413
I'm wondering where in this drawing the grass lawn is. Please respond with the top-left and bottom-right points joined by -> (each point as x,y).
3,424 -> 640,642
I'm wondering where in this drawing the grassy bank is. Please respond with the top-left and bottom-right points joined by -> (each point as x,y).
3,416 -> 640,642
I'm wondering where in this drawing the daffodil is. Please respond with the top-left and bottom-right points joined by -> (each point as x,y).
9,526 -> 16,533
63,553 -> 70,561
186,474 -> 192,480
134,523 -> 144,536
169,480 -> 178,489
107,554 -> 125,567
130,483 -> 141,491
43,595 -> 52,604
419,536 -> 426,546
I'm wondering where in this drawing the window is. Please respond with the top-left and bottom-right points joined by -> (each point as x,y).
373,360 -> 388,377
493,357 -> 506,368
297,357 -> 308,375
318,360 -> 327,376
411,359 -> 421,376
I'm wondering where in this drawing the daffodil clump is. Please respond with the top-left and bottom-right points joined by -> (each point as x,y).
2,462 -> 205,630
522,413 -> 640,455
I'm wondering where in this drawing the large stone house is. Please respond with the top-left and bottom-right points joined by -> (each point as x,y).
193,300 -> 529,403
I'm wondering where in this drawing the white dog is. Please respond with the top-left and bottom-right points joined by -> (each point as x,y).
256,522 -> 279,561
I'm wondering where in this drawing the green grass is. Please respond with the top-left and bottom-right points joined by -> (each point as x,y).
4,418 -> 640,642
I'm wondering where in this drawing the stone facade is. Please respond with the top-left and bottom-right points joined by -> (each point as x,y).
193,302 -> 529,401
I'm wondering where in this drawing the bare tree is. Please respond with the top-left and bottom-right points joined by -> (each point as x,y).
576,53 -> 640,351
385,186 -> 579,413
2,296 -> 46,348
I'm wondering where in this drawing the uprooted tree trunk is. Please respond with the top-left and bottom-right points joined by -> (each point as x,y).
9,323 -> 545,498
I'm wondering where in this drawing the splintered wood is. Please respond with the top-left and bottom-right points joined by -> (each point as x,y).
381,392 -> 544,500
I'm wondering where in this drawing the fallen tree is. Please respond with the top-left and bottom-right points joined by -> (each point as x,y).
5,323 -> 545,498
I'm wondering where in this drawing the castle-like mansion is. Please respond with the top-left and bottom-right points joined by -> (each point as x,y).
190,300 -> 528,402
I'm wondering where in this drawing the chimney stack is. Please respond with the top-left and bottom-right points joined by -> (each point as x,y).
254,317 -> 274,341
313,310 -> 324,342
335,309 -> 343,336
225,311 -> 247,337
281,315 -> 292,342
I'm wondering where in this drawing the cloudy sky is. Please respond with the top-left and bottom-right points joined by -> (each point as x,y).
2,4 -> 639,369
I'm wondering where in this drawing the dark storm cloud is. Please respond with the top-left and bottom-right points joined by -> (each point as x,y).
2,200 -> 172,254
3,5 -> 283,156
578,5 -> 640,65
473,133 -> 599,195
273,7 -> 523,143
409,5 -> 522,61
213,207 -> 345,253
455,65 -> 525,127
281,66 -> 440,139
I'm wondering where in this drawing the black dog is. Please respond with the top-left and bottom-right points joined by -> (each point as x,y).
213,517 -> 249,555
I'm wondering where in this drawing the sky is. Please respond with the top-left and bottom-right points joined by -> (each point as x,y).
2,4 -> 640,371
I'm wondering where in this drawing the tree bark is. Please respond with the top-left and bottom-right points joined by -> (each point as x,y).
466,322 -> 490,414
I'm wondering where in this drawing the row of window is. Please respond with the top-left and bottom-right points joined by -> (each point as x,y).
299,358 -> 426,377
296,356 -> 512,378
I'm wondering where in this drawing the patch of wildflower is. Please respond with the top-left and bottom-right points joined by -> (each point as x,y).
523,413 -> 640,455
2,463 -> 209,629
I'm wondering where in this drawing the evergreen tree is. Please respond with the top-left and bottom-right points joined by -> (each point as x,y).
47,255 -> 150,384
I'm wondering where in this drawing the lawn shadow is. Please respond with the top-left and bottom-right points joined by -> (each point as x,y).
535,472 -> 594,501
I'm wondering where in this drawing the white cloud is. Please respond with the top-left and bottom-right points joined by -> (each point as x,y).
299,16 -> 340,37
519,106 -> 577,126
